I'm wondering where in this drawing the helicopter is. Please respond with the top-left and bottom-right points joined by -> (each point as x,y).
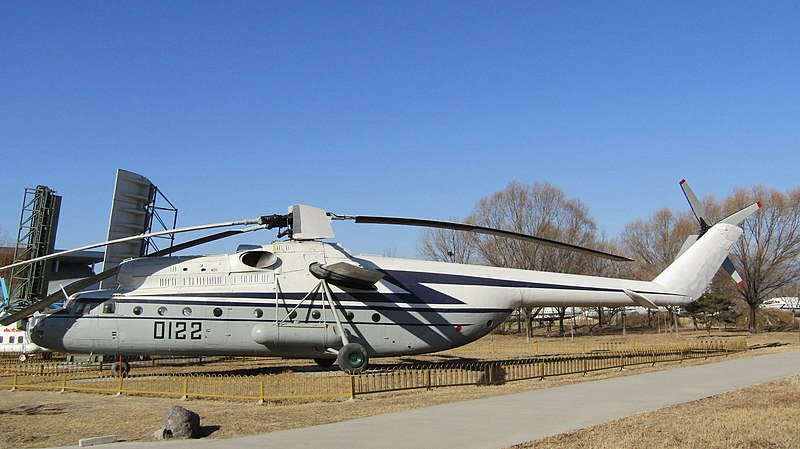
0,181 -> 760,373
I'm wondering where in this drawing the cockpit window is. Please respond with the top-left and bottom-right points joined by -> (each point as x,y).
72,302 -> 96,315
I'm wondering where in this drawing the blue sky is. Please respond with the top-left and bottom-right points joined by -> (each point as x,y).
2,1 -> 798,259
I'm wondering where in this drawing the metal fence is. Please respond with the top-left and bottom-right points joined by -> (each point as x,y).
0,339 -> 746,402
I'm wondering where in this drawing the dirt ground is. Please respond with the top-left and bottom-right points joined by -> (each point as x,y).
1,330 -> 798,448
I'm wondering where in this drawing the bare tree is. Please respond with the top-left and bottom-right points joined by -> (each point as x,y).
417,224 -> 477,264
723,186 -> 800,332
470,181 -> 602,275
618,208 -> 696,280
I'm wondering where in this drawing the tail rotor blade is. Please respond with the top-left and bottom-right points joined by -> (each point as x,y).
680,179 -> 710,230
721,257 -> 744,286
720,202 -> 762,226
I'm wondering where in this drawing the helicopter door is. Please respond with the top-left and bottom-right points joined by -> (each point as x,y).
69,302 -> 119,353
95,301 -> 120,352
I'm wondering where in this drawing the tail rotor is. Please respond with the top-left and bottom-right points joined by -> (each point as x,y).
679,179 -> 760,286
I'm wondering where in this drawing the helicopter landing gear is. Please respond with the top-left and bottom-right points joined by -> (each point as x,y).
337,342 -> 368,374
112,361 -> 131,377
315,278 -> 370,374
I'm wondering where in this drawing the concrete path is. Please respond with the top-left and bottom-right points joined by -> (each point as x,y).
59,350 -> 800,449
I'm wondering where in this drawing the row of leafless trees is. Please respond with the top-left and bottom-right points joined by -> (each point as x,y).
418,182 -> 800,332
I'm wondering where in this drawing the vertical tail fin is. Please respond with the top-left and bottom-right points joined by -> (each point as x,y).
653,223 -> 743,300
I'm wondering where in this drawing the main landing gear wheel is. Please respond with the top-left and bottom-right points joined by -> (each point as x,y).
112,361 -> 131,377
18,354 -> 27,362
337,342 -> 368,374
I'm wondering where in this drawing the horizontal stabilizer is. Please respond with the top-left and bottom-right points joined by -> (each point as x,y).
623,289 -> 658,309
676,235 -> 698,259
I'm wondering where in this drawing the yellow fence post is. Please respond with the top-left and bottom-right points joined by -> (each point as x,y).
61,373 -> 67,393
258,377 -> 265,404
11,374 -> 17,391
349,375 -> 356,400
116,371 -> 124,396
182,376 -> 189,400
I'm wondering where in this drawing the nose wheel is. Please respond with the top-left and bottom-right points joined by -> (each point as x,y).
337,342 -> 368,374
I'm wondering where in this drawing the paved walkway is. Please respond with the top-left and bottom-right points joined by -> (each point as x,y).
60,350 -> 800,449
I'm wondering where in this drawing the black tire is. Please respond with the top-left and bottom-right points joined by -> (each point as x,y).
313,357 -> 336,367
112,361 -> 131,377
337,342 -> 369,374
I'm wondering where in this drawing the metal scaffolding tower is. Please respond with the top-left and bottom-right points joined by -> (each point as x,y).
7,186 -> 61,315
142,183 -> 178,255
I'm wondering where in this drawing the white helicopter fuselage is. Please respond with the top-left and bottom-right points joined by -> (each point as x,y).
30,222 -> 740,361
0,324 -> 48,360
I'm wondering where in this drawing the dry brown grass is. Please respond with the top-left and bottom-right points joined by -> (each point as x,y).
511,374 -> 800,449
0,330 -> 797,448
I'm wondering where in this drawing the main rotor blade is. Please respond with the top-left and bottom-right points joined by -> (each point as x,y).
347,215 -> 633,262
679,179 -> 710,230
0,229 -> 250,326
0,218 -> 270,272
